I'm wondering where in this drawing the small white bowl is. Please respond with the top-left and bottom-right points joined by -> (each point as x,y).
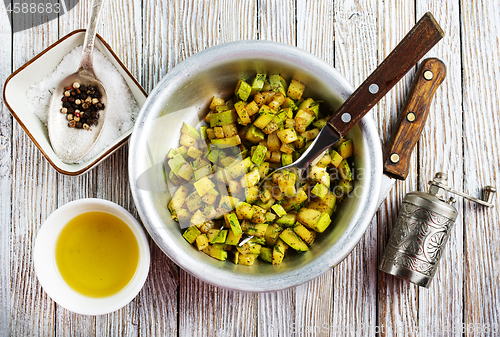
3,30 -> 147,175
34,199 -> 150,315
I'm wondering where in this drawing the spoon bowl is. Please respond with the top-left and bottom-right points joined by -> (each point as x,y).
48,0 -> 107,164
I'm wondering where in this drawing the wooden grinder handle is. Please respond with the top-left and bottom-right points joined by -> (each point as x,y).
383,58 -> 446,180
328,12 -> 444,138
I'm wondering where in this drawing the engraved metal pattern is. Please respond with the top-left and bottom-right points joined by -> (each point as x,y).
382,199 -> 455,277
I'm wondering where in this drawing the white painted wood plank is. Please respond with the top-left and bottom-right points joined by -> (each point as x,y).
0,2 -> 12,336
332,2 -> 379,336
257,1 -> 296,336
294,1 -> 335,335
415,1 -> 465,335
461,0 -> 500,334
374,2 -> 421,335
10,6 -> 60,336
139,1 -> 181,336
176,2 -> 259,336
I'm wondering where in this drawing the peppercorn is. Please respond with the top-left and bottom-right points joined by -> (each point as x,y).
76,122 -> 83,129
95,103 -> 103,110
92,98 -> 99,104
64,90 -> 70,97
81,102 -> 89,110
60,107 -> 67,114
80,84 -> 87,91
67,114 -> 74,121
68,97 -> 75,103
72,82 -> 80,89
75,99 -> 81,105
68,120 -> 76,127
74,116 -> 80,122
83,123 -> 90,130
68,107 -> 74,113
62,102 -> 70,108
70,91 -> 76,96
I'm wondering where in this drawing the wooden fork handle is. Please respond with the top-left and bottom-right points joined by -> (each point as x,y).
328,12 -> 444,137
383,58 -> 446,180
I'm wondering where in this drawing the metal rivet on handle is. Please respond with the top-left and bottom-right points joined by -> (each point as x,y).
407,112 -> 416,122
341,113 -> 351,123
484,186 -> 497,204
390,153 -> 400,163
369,84 -> 379,94
423,70 -> 434,80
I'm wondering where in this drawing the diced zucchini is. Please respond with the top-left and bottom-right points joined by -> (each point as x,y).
276,213 -> 296,227
202,245 -> 228,261
168,154 -> 187,173
171,185 -> 188,209
183,226 -> 201,244
259,247 -> 273,263
269,74 -> 287,95
271,204 -> 287,217
251,74 -> 267,94
251,145 -> 268,166
179,133 -> 197,147
335,179 -> 354,197
279,228 -> 308,251
187,146 -> 203,159
311,183 -> 329,200
312,118 -> 327,129
210,110 -> 238,127
254,113 -> 274,129
234,101 -> 251,125
297,208 -> 331,232
281,153 -> 293,166
235,79 -> 252,101
265,223 -> 283,246
246,186 -> 260,203
272,238 -> 288,265
338,159 -> 353,181
294,109 -> 316,133
276,128 -> 298,144
193,177 -> 215,197
225,229 -> 242,245
222,123 -> 238,137
236,202 -> 254,219
250,205 -> 267,223
330,150 -> 343,167
287,79 -> 305,100
246,125 -> 265,143
246,101 -> 260,116
195,234 -> 209,250
237,242 -> 262,255
208,229 -> 228,244
238,253 -> 257,266
225,213 -> 242,236
177,163 -> 193,181
210,97 -> 225,110
293,224 -> 316,245
338,139 -> 353,159
181,122 -> 201,139
211,135 -> 242,148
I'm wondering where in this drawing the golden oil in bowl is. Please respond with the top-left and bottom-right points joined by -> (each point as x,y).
55,211 -> 139,298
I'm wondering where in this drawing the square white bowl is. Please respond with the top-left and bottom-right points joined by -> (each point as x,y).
4,30 -> 147,175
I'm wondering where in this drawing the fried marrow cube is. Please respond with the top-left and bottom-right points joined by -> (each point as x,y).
338,159 -> 353,181
243,168 -> 261,188
279,228 -> 308,251
338,139 -> 353,159
187,146 -> 203,160
265,223 -> 283,246
311,183 -> 329,200
251,144 -> 268,166
186,192 -> 203,212
276,128 -> 298,144
171,186 -> 188,209
280,142 -> 295,154
308,191 -> 336,215
269,74 -> 287,95
237,242 -> 262,255
272,238 -> 288,265
210,96 -> 225,110
246,125 -> 266,143
330,149 -> 343,167
236,202 -> 254,219
224,213 -> 242,236
254,113 -> 274,129
335,179 -> 354,198
225,229 -> 242,245
237,253 -> 257,266
245,186 -> 260,203
235,79 -> 252,101
234,101 -> 251,125
207,229 -> 228,244
259,247 -> 273,263
202,245 -> 228,261
194,177 -> 215,197
251,205 -> 267,223
246,101 -> 260,116
214,126 -> 225,139
222,123 -> 238,137
281,153 -> 293,166
297,208 -> 332,233
271,204 -> 287,217
195,234 -> 209,250
179,133 -> 197,147
251,73 -> 267,94
210,110 -> 238,127
293,224 -> 316,246
294,109 -> 315,133
182,226 -> 201,244
287,79 -> 306,100
245,223 -> 268,237
267,133 -> 281,152
276,213 -> 296,227
211,135 -> 242,148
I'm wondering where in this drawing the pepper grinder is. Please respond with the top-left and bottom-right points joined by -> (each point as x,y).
379,172 -> 496,287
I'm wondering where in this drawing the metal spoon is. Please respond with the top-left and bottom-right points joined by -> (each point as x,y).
259,12 -> 444,188
48,0 -> 107,164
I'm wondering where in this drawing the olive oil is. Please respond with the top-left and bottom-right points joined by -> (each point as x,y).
55,211 -> 139,298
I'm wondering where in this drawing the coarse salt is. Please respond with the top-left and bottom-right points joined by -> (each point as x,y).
25,46 -> 140,164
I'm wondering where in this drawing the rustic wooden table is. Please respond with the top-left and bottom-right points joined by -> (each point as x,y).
1,0 -> 499,336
